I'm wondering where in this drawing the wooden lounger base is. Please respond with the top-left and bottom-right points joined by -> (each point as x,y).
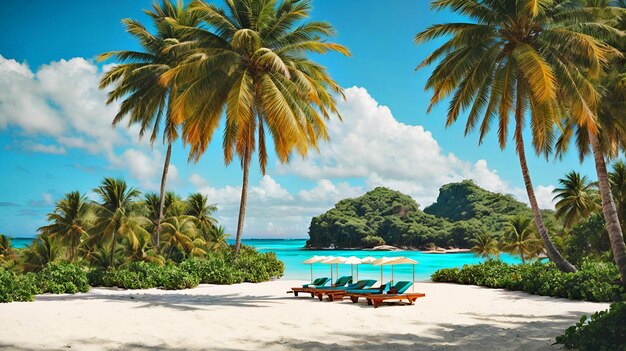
365,293 -> 426,308
290,288 -> 316,298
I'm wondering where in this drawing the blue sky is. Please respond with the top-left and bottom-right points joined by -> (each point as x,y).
0,0 -> 597,238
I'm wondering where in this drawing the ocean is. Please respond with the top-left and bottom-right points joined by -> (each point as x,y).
9,237 -> 521,281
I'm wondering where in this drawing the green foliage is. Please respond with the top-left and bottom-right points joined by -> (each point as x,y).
565,214 -> 612,266
555,302 -> 626,350
361,235 -> 385,248
308,183 -> 549,249
102,261 -> 167,289
38,262 -> 90,294
180,255 -> 244,284
0,268 -> 40,303
431,260 -> 624,302
160,266 -> 200,290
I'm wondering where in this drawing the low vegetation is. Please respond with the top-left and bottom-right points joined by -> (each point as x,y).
431,260 -> 624,302
555,302 -> 626,350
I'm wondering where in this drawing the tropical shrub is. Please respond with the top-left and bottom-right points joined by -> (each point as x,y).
38,262 -> 89,294
431,260 -> 624,302
555,302 -> 626,350
361,235 -> 385,248
102,261 -> 167,289
160,266 -> 200,290
179,255 -> 244,284
0,268 -> 40,302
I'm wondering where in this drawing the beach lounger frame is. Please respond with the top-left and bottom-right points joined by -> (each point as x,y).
365,292 -> 426,308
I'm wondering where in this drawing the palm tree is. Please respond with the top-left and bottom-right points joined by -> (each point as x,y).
99,0 -> 201,251
207,225 -> 229,250
554,1 -> 626,287
21,234 -> 62,272
144,191 -> 186,243
609,161 -> 626,228
38,191 -> 92,261
89,178 -> 148,267
124,229 -> 165,266
162,0 -> 350,255
0,234 -> 14,261
161,215 -> 205,260
185,193 -> 217,241
469,232 -> 499,259
413,0 -> 611,271
552,171 -> 599,228
501,216 -> 543,263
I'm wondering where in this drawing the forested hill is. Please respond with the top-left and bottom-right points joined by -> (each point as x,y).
306,181 -> 558,249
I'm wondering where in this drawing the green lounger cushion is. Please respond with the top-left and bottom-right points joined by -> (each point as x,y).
302,277 -> 330,288
324,279 -> 377,291
388,281 -> 412,294
332,276 -> 353,287
347,282 -> 390,294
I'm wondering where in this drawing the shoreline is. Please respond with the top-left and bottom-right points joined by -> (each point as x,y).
0,280 -> 608,350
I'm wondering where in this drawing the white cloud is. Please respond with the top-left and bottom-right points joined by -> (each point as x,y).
0,55 -> 174,192
278,87 -> 555,209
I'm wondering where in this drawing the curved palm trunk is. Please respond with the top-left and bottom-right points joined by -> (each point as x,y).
589,132 -> 626,288
155,143 -> 173,252
514,92 -> 576,272
110,236 -> 117,268
234,149 -> 251,256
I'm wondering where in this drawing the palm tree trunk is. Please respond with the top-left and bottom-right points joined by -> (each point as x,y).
234,148 -> 251,256
513,92 -> 576,272
156,143 -> 172,252
110,237 -> 117,268
589,131 -> 626,288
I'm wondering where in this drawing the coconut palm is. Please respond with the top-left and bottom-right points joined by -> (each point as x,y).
553,1 -> 626,287
469,232 -> 499,259
413,0 -> 623,272
38,191 -> 92,261
161,215 -> 205,260
609,161 -> 626,228
0,234 -> 14,261
89,178 -> 149,267
207,225 -> 229,250
162,0 -> 350,255
552,171 -> 599,228
185,193 -> 217,241
144,191 -> 186,240
21,234 -> 62,272
501,216 -> 543,263
124,229 -> 165,265
99,0 -> 201,251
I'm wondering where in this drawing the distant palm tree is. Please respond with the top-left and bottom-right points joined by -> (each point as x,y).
501,216 -> 543,263
90,178 -> 148,267
144,191 -> 186,240
0,234 -> 14,261
207,225 -> 229,251
99,0 -> 201,251
161,215 -> 205,260
38,191 -> 92,261
185,193 -> 217,241
21,234 -> 62,272
469,232 -> 499,259
163,0 -> 350,255
414,0 -> 619,272
552,172 -> 599,228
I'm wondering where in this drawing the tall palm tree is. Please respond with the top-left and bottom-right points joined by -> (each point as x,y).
38,191 -> 92,261
501,215 -> 543,263
554,1 -> 626,287
144,191 -> 186,242
99,0 -> 201,251
609,161 -> 626,228
162,0 -> 350,255
552,171 -> 599,228
90,178 -> 148,267
185,193 -> 217,241
413,0 -> 613,272
469,232 -> 499,259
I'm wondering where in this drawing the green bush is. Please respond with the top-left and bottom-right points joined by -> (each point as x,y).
361,235 -> 385,248
102,261 -> 166,289
0,268 -> 40,302
431,260 -> 624,302
161,266 -> 200,290
555,302 -> 626,350
180,255 -> 245,284
38,262 -> 90,294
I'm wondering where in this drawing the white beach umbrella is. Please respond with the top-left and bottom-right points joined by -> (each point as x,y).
388,257 -> 419,291
322,256 -> 347,281
302,255 -> 327,282
360,256 -> 377,264
343,256 -> 363,281
372,257 -> 398,284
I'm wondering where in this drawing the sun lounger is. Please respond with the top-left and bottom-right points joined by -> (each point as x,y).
313,279 -> 377,301
339,282 -> 392,302
290,277 -> 330,297
290,276 -> 352,297
363,281 -> 426,308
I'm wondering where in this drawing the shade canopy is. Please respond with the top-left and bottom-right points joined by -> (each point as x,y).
343,256 -> 363,265
360,256 -> 377,264
302,255 -> 327,264
372,257 -> 398,266
322,256 -> 347,264
388,257 -> 419,265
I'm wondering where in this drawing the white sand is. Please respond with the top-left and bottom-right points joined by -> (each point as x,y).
0,280 -> 608,351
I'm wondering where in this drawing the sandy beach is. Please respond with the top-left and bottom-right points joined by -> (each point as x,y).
0,280 -> 609,351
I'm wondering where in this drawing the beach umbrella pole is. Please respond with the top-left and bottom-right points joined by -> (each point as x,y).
310,264 -> 313,283
412,264 -> 415,292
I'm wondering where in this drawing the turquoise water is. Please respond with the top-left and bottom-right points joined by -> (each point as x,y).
9,237 -> 521,281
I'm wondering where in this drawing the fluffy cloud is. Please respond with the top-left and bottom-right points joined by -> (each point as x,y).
278,87 -> 555,208
0,55 -> 172,190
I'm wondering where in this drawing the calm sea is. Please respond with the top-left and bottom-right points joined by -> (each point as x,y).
9,237 -> 521,281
